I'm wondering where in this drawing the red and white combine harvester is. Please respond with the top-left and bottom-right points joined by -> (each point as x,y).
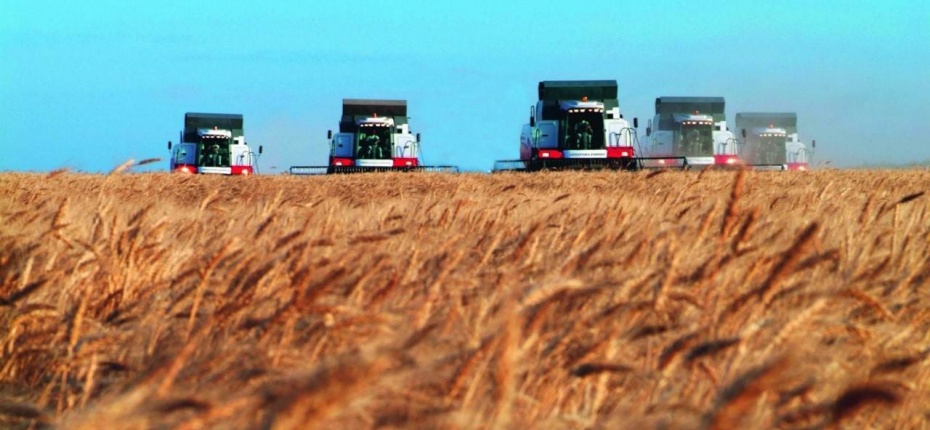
642,97 -> 740,169
289,99 -> 457,174
734,112 -> 814,171
168,113 -> 262,175
493,80 -> 668,172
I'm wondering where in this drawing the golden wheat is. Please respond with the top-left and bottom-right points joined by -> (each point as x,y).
0,169 -> 928,429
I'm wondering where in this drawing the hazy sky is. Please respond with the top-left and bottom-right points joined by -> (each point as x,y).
2,1 -> 928,173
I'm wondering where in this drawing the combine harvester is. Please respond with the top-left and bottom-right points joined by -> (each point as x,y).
168,113 -> 262,175
493,80 -> 676,172
642,97 -> 740,169
289,99 -> 458,174
734,112 -> 814,171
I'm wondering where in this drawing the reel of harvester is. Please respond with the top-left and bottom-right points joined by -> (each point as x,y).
289,165 -> 459,175
491,157 -> 688,173
746,164 -> 787,171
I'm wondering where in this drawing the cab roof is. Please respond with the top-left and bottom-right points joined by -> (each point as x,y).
735,112 -> 798,133
342,99 -> 407,117
538,80 -> 618,102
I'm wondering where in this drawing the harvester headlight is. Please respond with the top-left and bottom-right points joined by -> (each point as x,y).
541,152 -> 550,158
727,158 -> 738,164
405,161 -> 412,166
621,151 -> 629,157
335,161 -> 343,166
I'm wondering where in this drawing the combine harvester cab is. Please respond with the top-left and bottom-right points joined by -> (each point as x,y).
735,113 -> 814,171
168,113 -> 262,175
493,80 -> 656,172
642,97 -> 740,170
290,99 -> 458,175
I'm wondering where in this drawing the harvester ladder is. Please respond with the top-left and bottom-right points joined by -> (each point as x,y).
790,147 -> 813,164
720,137 -> 742,157
395,140 -> 419,158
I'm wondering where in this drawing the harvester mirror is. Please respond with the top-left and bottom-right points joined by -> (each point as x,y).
633,118 -> 639,128
529,106 -> 536,127
741,129 -> 747,138
168,141 -> 172,150
416,133 -> 421,143
645,127 -> 651,137
812,140 -> 816,148
259,146 -> 263,154
327,130 -> 333,140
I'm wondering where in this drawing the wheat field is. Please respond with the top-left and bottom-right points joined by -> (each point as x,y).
0,168 -> 929,429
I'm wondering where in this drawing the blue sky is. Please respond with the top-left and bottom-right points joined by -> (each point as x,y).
2,0 -> 928,173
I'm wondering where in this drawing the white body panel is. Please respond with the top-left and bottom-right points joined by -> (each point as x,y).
559,100 -> 603,109
520,124 -> 532,148
602,117 -> 634,147
753,165 -> 788,171
200,166 -> 233,175
198,129 -> 233,138
392,133 -> 419,158
563,150 -> 608,158
787,134 -> 811,163
520,121 -> 559,149
713,124 -> 739,156
606,120 -> 632,147
171,143 -> 197,167
685,157 -> 715,165
536,121 -> 559,148
674,113 -> 713,123
333,133 -> 354,158
646,130 -> 675,155
231,145 -> 253,167
356,159 -> 394,167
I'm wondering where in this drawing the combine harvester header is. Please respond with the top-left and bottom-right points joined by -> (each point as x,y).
734,112 -> 814,171
642,97 -> 740,169
290,99 -> 458,174
494,80 -> 676,172
168,112 -> 262,175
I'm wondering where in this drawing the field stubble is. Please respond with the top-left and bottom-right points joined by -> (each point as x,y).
0,169 -> 929,429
